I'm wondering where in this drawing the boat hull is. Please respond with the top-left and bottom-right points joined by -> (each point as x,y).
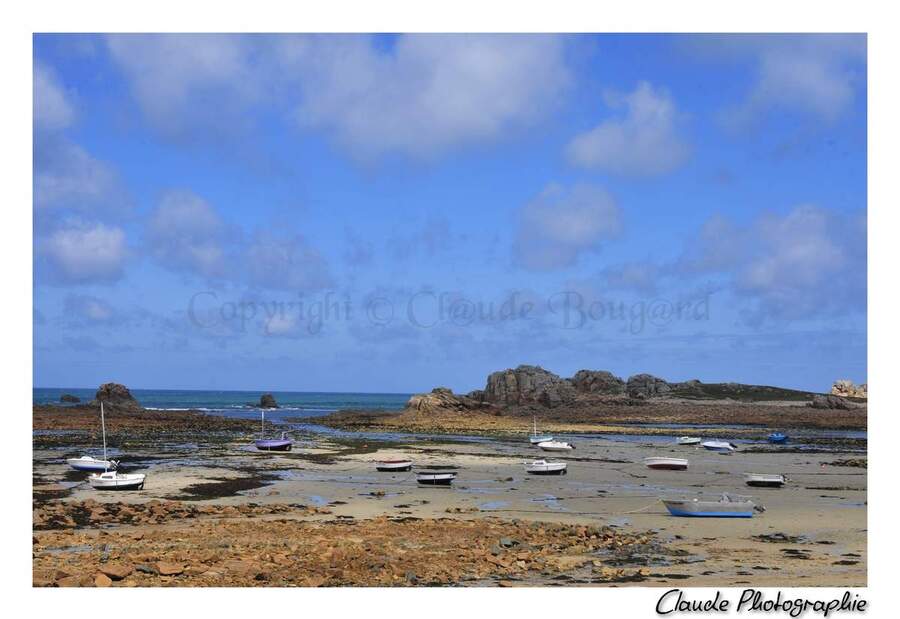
676,437 -> 701,445
644,457 -> 689,471
67,457 -> 117,472
662,500 -> 754,518
745,474 -> 786,488
88,473 -> 146,491
768,434 -> 788,444
376,460 -> 413,472
529,435 -> 554,444
702,441 -> 736,453
525,461 -> 567,475
537,441 -> 574,452
416,472 -> 457,486
255,439 -> 292,451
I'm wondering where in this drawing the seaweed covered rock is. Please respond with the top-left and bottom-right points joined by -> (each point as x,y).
89,383 -> 142,412
59,394 -> 80,403
259,393 -> 278,408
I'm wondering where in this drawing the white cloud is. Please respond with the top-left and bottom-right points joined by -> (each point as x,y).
146,191 -> 229,278
285,34 -> 571,160
513,183 -> 622,272
567,81 -> 690,176
246,231 -> 333,291
34,140 -> 126,214
38,221 -> 128,284
63,294 -> 116,323
33,62 -> 74,133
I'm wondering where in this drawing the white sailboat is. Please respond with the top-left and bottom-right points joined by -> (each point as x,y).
529,416 -> 553,444
67,400 -> 118,472
87,402 -> 146,491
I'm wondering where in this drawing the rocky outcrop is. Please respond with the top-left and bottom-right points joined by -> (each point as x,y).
406,387 -> 485,415
626,374 -> 671,399
89,383 -> 142,412
571,370 -> 626,395
831,380 -> 867,400
59,394 -> 80,403
481,365 -> 576,408
809,394 -> 852,410
259,393 -> 278,408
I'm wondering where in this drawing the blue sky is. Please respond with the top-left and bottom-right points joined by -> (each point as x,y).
33,34 -> 867,393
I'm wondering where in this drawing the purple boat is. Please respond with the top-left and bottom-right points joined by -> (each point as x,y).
254,411 -> 293,451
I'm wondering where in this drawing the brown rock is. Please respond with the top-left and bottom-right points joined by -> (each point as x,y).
94,573 -> 113,587
100,563 -> 134,580
56,576 -> 81,587
156,562 -> 184,576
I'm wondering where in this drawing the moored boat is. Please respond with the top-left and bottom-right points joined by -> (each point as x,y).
254,408 -> 293,451
537,440 -> 574,452
88,471 -> 146,491
375,459 -> 413,472
67,455 -> 118,472
745,473 -> 786,488
524,459 -> 567,475
676,436 -> 701,445
529,416 -> 553,444
767,432 -> 788,444
662,493 -> 760,518
416,470 -> 457,486
702,440 -> 737,453
644,456 -> 689,471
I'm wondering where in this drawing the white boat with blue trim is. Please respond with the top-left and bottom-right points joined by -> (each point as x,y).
662,493 -> 761,518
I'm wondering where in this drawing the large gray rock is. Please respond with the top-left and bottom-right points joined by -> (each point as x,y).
90,383 -> 142,411
809,394 -> 852,410
259,393 -> 278,408
571,370 -> 626,395
406,387 -> 483,414
626,374 -> 671,399
60,393 -> 81,403
482,365 -> 576,408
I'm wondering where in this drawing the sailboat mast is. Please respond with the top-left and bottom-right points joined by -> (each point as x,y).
101,401 -> 107,461
261,410 -> 265,437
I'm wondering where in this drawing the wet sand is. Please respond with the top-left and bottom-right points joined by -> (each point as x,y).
33,424 -> 866,587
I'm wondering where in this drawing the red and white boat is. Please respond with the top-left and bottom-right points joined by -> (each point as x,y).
375,459 -> 413,472
644,456 -> 689,471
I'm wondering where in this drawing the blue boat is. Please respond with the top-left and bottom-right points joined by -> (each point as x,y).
662,494 -> 759,518
254,410 -> 293,451
768,432 -> 788,444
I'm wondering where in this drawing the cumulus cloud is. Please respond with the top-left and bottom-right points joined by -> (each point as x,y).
683,34 -> 866,128
34,140 -> 127,215
105,34 -> 261,141
38,221 -> 128,284
146,191 -> 229,278
283,34 -> 571,161
677,205 -> 866,321
513,183 -> 622,272
566,81 -> 690,176
34,62 -> 74,133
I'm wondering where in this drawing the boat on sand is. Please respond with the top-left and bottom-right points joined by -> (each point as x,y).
416,470 -> 457,486
662,493 -> 761,518
68,401 -> 119,471
88,471 -> 146,490
744,473 -> 786,488
254,410 -> 293,451
524,459 -> 567,475
529,416 -> 553,444
537,440 -> 574,452
644,457 -> 689,471
375,459 -> 413,472
676,436 -> 701,445
702,440 -> 737,453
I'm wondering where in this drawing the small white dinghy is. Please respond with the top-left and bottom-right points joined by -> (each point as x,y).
416,470 -> 457,486
744,473 -> 786,488
644,457 -> 689,471
524,459 -> 568,475
662,493 -> 762,518
676,436 -> 702,445
67,455 -> 118,472
537,440 -> 575,452
375,459 -> 413,472
88,471 -> 146,491
702,440 -> 738,453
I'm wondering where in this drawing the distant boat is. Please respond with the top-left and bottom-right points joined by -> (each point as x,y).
702,440 -> 737,453
644,457 -> 689,471
88,471 -> 146,490
745,473 -> 786,488
767,432 -> 788,444
529,416 -> 553,444
85,401 -> 146,491
416,470 -> 457,486
375,459 -> 413,472
254,409 -> 292,451
537,440 -> 574,452
524,459 -> 567,475
662,494 -> 761,518
68,401 -> 118,471
676,436 -> 702,445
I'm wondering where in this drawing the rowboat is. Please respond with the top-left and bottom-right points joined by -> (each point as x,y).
745,473 -> 786,488
416,470 -> 457,486
676,436 -> 702,445
767,432 -> 788,444
644,457 -> 689,471
702,440 -> 737,453
537,440 -> 574,452
375,459 -> 413,472
67,455 -> 118,472
524,459 -> 567,475
88,471 -> 146,491
529,416 -> 553,444
662,494 -> 761,518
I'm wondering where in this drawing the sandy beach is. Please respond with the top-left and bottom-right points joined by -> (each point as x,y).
32,406 -> 866,587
